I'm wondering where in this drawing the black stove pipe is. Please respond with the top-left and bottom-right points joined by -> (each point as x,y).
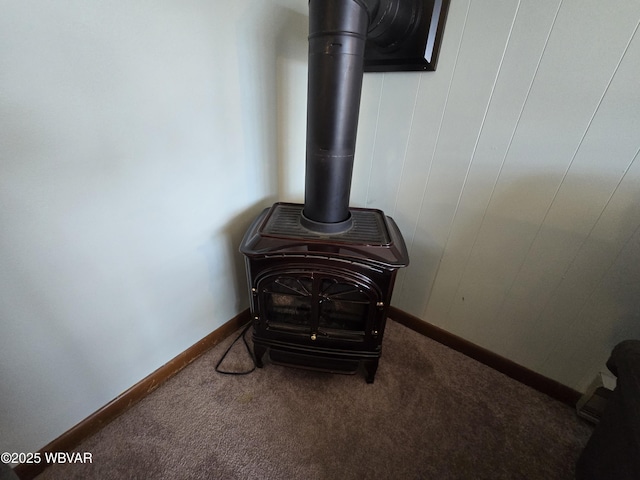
301,0 -> 369,233
301,0 -> 417,233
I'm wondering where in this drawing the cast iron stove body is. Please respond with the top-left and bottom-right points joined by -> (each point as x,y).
240,202 -> 408,383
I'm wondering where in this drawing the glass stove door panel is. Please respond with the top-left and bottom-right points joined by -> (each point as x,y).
318,279 -> 371,338
262,276 -> 313,332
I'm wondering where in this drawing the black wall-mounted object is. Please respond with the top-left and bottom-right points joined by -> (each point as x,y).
364,0 -> 450,72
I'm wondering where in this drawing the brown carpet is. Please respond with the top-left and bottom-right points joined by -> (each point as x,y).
35,320 -> 593,479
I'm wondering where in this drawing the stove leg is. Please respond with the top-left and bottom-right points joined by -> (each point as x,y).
364,358 -> 379,384
253,344 -> 267,368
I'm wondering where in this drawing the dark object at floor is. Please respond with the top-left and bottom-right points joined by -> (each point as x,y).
576,340 -> 640,479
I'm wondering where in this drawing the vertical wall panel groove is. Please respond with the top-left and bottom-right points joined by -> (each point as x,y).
396,0 -> 521,316
422,0 -> 522,315
365,73 -> 421,215
392,74 -> 422,217
351,74 -> 384,207
391,0 -> 472,303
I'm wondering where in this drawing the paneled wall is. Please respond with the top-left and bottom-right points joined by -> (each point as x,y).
348,0 -> 640,392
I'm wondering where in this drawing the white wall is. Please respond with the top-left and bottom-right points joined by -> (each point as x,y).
348,0 -> 640,393
2,0 -> 640,458
0,0 -> 305,456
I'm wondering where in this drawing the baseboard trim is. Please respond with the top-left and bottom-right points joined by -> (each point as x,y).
388,306 -> 581,407
14,309 -> 250,480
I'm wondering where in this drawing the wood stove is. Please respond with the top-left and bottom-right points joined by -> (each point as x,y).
240,0 -> 419,382
240,202 -> 408,382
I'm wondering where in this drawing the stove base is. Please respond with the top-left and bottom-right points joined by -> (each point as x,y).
253,336 -> 380,383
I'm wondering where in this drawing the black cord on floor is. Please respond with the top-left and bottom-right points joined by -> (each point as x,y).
215,322 -> 256,375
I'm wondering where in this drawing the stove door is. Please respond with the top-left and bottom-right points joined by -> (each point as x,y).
317,278 -> 371,338
261,274 -> 314,333
256,269 -> 378,342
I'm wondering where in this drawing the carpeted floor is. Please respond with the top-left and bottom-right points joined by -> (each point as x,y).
36,320 -> 593,479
